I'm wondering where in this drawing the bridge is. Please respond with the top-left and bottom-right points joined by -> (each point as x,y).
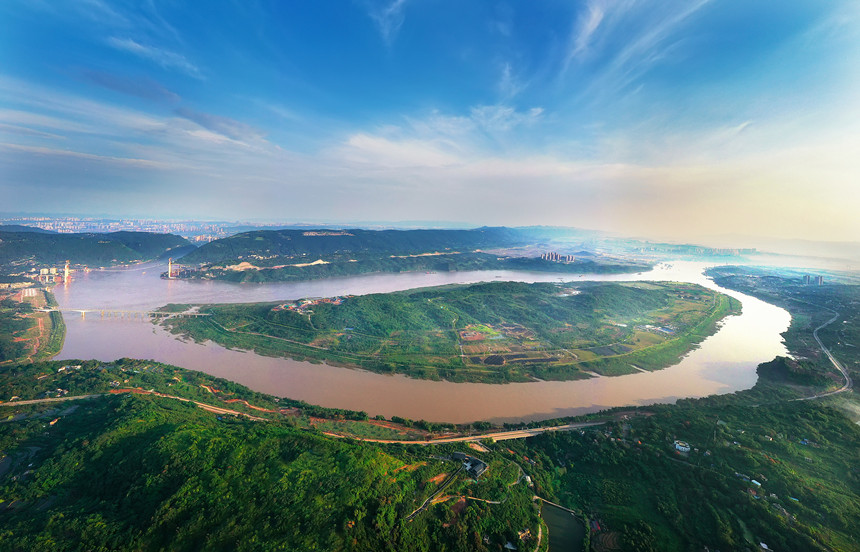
38,308 -> 211,320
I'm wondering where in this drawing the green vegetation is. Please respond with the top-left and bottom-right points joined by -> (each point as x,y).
178,227 -> 648,282
1,356 -> 857,551
0,290 -> 64,365
158,281 -> 739,383
1,264 -> 857,551
0,363 -> 545,551
707,265 -> 860,414
0,229 -> 192,267
512,396 -> 860,552
0,359 -> 370,424
181,227 -> 534,265
198,251 -> 647,283
482,265 -> 856,551
0,297 -> 33,363
577,291 -> 739,376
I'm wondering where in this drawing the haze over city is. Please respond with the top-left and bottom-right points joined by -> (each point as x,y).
2,1 -> 858,241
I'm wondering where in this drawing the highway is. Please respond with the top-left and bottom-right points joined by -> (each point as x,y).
796,309 -> 854,401
325,421 -> 606,445
2,390 -> 603,442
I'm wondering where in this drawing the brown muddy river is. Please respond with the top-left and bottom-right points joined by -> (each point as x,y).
52,262 -> 789,423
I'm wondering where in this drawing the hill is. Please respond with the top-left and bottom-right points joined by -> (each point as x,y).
0,230 -> 192,267
158,281 -> 740,382
176,226 -> 648,282
0,224 -> 56,234
0,360 -> 543,552
0,358 -> 857,551
181,226 -> 529,264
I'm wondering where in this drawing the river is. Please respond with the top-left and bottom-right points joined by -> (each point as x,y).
51,261 -> 790,423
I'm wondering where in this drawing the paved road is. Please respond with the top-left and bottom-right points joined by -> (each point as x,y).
0,390 -> 268,421
796,309 -> 854,401
329,421 -> 606,445
0,394 -> 103,406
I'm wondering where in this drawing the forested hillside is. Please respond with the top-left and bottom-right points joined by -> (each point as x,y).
181,227 -> 530,264
0,230 -> 192,266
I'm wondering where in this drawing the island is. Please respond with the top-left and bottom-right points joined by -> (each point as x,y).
156,280 -> 741,383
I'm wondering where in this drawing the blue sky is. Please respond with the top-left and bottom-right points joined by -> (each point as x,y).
1,1 -> 858,240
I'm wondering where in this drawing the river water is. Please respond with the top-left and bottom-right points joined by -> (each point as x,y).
52,262 -> 789,423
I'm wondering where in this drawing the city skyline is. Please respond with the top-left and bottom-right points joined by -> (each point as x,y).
1,1 -> 858,241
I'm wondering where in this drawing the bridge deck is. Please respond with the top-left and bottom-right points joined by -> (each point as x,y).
40,308 -> 210,317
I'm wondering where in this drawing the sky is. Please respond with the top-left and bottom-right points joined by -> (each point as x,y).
1,0 -> 858,241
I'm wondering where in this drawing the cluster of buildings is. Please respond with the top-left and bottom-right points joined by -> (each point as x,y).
1,216 -> 229,241
802,274 -> 824,285
35,261 -> 72,284
636,244 -> 757,256
274,296 -> 349,314
301,230 -> 354,237
539,251 -> 575,263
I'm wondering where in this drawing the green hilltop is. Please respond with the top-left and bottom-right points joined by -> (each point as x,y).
0,230 -> 193,267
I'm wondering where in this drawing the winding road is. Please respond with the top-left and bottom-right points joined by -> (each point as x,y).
795,308 -> 853,401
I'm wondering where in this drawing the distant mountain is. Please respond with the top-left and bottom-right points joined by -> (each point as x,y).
182,226 -> 534,264
0,224 -> 56,233
0,230 -> 192,266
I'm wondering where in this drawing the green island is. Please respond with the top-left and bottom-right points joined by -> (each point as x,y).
156,281 -> 740,383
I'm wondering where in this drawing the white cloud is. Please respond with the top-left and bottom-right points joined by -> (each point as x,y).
565,1 -> 605,66
498,62 -> 526,100
0,142 -> 172,168
367,0 -> 409,45
106,37 -> 202,79
469,105 -> 543,132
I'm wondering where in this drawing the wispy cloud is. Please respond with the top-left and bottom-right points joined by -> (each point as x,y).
0,123 -> 65,140
0,142 -> 172,168
593,0 -> 712,94
107,37 -> 202,79
175,107 -> 266,144
80,69 -> 180,103
565,1 -> 605,67
498,63 -> 526,100
367,0 -> 409,45
470,105 -> 543,133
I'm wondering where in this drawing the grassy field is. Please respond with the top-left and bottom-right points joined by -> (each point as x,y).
157,281 -> 740,383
